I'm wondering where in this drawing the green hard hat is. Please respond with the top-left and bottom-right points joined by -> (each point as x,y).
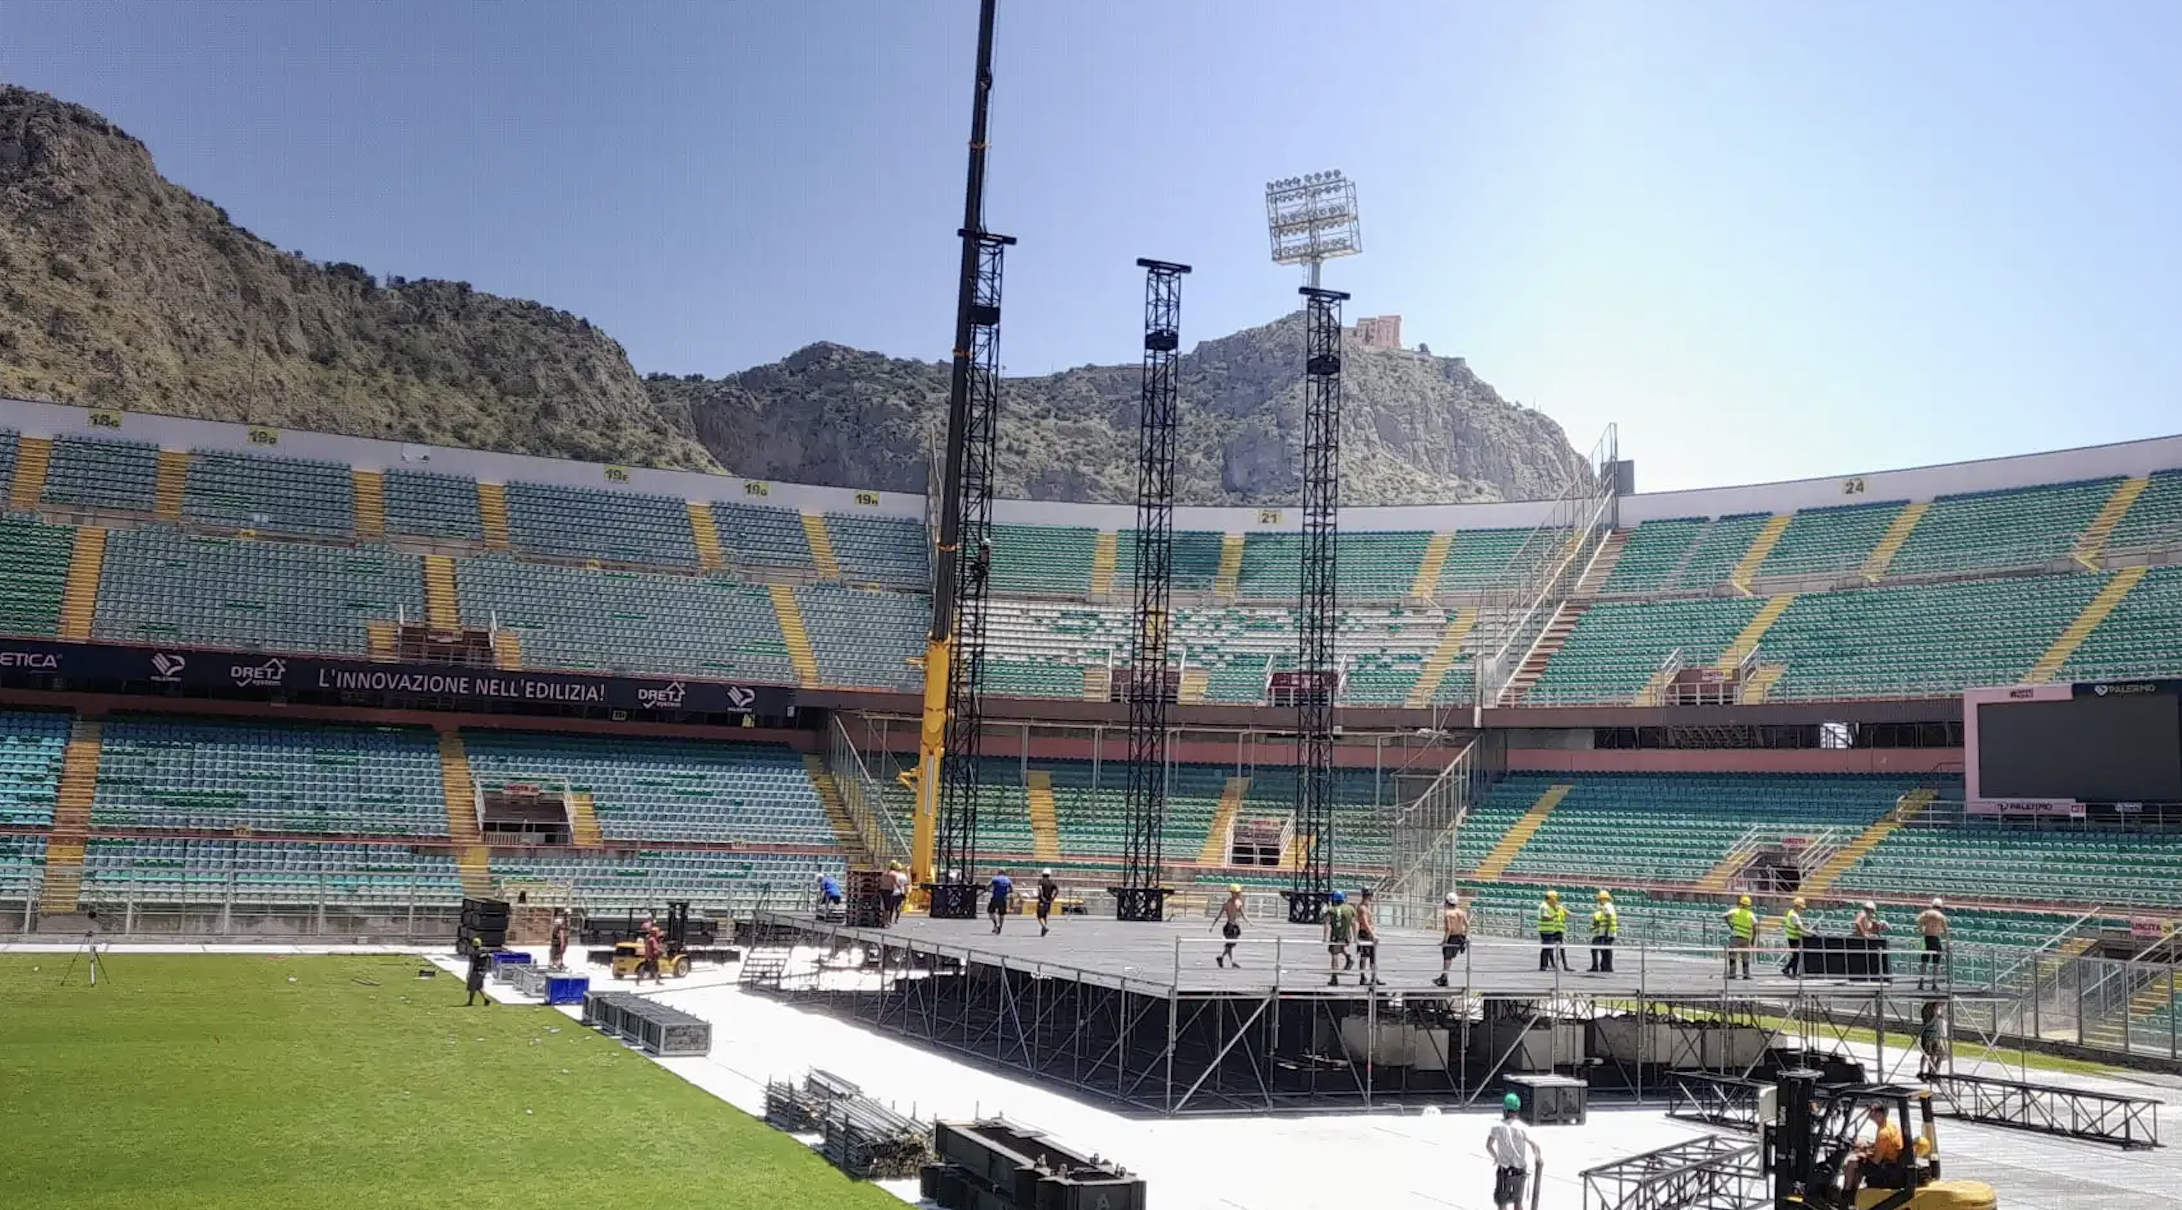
1503,1092 -> 1522,1112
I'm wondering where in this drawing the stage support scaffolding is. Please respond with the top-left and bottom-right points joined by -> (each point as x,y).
1113,259 -> 1190,922
915,0 -> 1013,918
1285,285 -> 1348,924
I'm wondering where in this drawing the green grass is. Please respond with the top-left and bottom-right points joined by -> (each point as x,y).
0,954 -> 902,1209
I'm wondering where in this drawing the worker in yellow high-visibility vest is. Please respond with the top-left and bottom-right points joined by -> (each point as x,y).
1782,896 -> 1810,978
1723,894 -> 1758,981
1537,890 -> 1572,972
1587,889 -> 1619,974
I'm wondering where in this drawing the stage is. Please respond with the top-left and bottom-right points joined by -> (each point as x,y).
742,910 -> 2012,1115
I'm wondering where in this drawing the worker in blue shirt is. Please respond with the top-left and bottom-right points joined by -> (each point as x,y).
818,874 -> 843,907
988,870 -> 1014,934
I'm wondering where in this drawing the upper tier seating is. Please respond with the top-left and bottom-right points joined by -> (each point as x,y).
1756,501 -> 1908,582
2056,565 -> 2182,682
0,712 -> 71,828
459,731 -> 831,846
2109,470 -> 2182,553
455,556 -> 793,682
41,437 -> 160,512
383,469 -> 485,541
94,528 -> 423,656
93,718 -> 446,836
1839,822 -> 2182,909
991,523 -> 1096,596
1759,573 -> 2104,700
487,850 -> 837,911
1237,531 -> 1432,600
1438,529 -> 1532,593
79,838 -> 460,903
826,513 -> 927,588
182,450 -> 354,538
713,503 -> 814,571
0,515 -> 74,637
1602,514 -> 1773,594
1113,530 -> 1225,591
1888,477 -> 2119,577
795,586 -> 925,689
504,482 -> 697,567
0,430 -> 16,496
1528,597 -> 1763,704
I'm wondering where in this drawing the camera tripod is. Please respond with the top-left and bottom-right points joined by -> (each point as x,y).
59,928 -> 112,988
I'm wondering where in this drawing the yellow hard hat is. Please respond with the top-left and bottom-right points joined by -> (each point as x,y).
1793,897 -> 1807,908
1596,889 -> 1611,901
1227,884 -> 1242,894
1738,895 -> 1752,907
1545,890 -> 1560,900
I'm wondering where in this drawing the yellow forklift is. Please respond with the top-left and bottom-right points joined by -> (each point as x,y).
1769,1071 -> 1996,1210
609,901 -> 695,980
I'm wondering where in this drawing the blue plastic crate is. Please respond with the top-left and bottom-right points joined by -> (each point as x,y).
545,975 -> 590,1006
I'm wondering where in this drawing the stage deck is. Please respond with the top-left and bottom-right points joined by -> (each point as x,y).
762,911 -> 2005,1002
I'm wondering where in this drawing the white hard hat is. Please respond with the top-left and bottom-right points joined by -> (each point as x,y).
1041,868 -> 1054,877
1445,892 -> 1460,906
1864,901 -> 1878,912
1931,896 -> 1944,907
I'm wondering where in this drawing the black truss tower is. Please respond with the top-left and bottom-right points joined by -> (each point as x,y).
932,230 -> 1014,918
1284,286 -> 1348,925
1112,259 -> 1190,922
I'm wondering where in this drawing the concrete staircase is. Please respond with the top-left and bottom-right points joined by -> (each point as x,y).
1213,534 -> 1246,600
422,554 -> 460,630
1740,663 -> 1788,704
687,502 -> 726,570
1405,606 -> 1480,708
801,514 -> 841,581
1089,532 -> 1119,595
1502,603 -> 1585,705
491,630 -> 524,670
437,732 -> 492,898
1695,847 -> 1748,894
1574,529 -> 1631,597
1026,770 -> 1062,863
2073,477 -> 2149,570
351,469 -> 387,539
1799,788 -> 1937,897
567,791 -> 605,848
37,718 -> 104,914
153,449 -> 189,520
803,755 -> 872,867
8,435 -> 51,510
1082,665 -> 1111,702
1178,667 -> 1210,704
1728,514 -> 1794,594
2027,566 -> 2145,684
365,620 -> 399,661
1860,501 -> 1928,582
1716,593 -> 1797,669
57,526 -> 107,641
1410,533 -> 1453,600
1199,776 -> 1250,864
768,584 -> 822,686
1473,783 -> 1572,880
476,483 -> 512,548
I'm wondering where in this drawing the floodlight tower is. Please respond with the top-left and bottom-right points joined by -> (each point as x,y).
1265,171 -> 1359,925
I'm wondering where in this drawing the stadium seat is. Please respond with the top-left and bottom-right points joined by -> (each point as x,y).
0,712 -> 72,828
503,482 -> 699,568
93,717 -> 446,836
825,513 -> 928,588
181,450 -> 355,538
1756,501 -> 1909,582
0,515 -> 75,637
1888,478 -> 2121,577
41,437 -> 161,512
460,731 -> 832,847
94,527 -> 424,656
383,469 -> 486,541
454,555 -> 795,682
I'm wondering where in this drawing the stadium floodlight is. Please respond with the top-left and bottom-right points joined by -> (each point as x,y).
1265,169 -> 1360,287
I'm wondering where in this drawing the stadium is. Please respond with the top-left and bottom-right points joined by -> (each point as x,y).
6,6 -> 2182,1210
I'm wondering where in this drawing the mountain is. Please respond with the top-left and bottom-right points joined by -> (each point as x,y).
1,84 -> 1583,505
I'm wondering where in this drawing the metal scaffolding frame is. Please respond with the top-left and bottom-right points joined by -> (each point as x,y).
1285,285 -> 1348,925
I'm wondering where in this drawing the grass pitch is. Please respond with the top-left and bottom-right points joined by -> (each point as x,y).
0,953 -> 903,1209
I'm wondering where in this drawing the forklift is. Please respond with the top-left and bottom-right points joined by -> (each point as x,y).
609,901 -> 695,980
1767,1071 -> 1996,1210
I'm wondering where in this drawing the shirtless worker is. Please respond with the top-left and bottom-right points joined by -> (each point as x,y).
1355,888 -> 1381,986
1855,900 -> 1892,982
1434,890 -> 1469,988
1211,884 -> 1248,968
1916,897 -> 1950,990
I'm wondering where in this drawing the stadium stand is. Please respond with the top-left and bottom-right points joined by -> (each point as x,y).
2055,564 -> 2182,682
458,731 -> 833,847
1754,501 -> 1910,582
1839,823 -> 2182,909
1526,597 -> 1764,704
181,450 -> 355,538
78,838 -> 462,903
40,436 -> 161,512
454,556 -> 795,681
0,712 -> 71,828
91,718 -> 446,836
990,522 -> 1097,595
824,513 -> 928,589
383,468 -> 486,541
1436,528 -> 1531,593
1112,529 -> 1226,591
1887,477 -> 2120,577
2108,469 -> 2182,553
0,514 -> 74,637
502,481 -> 698,567
0,430 -> 17,498
484,849 -> 839,910
1236,531 -> 1432,600
794,585 -> 925,689
712,502 -> 815,571
0,835 -> 44,897
93,527 -> 424,656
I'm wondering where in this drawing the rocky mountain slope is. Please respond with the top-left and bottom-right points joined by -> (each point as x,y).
1,84 -> 1582,504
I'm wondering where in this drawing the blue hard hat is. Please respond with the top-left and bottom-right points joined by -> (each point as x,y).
1504,1093 -> 1522,1112
1329,890 -> 1346,904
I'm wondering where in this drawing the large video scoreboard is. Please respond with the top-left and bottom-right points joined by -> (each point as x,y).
1965,680 -> 2182,816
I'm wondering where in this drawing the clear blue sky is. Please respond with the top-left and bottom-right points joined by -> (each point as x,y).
6,1 -> 2179,491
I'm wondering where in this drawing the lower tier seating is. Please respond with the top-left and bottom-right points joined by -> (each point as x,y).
79,838 -> 461,904
1839,824 -> 2182,910
0,711 -> 73,828
92,717 -> 446,836
0,835 -> 44,896
486,849 -> 839,913
459,731 -> 832,847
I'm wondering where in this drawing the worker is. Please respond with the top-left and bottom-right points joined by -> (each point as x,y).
881,861 -> 907,926
1723,895 -> 1757,981
1917,1000 -> 1949,1081
817,873 -> 843,911
1355,888 -> 1381,986
1781,897 -> 1809,978
1588,889 -> 1618,974
1842,1102 -> 1907,1197
1855,900 -> 1892,983
1435,890 -> 1469,988
464,938 -> 492,1007
637,921 -> 663,985
1486,1092 -> 1545,1210
1916,897 -> 1949,989
1324,890 -> 1358,986
1035,868 -> 1060,937
1212,884 -> 1248,968
988,869 -> 1014,935
1538,890 -> 1571,972
547,911 -> 570,971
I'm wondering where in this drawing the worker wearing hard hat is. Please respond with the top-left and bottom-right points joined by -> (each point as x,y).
1035,868 -> 1060,937
1537,890 -> 1572,972
1782,897 -> 1810,978
1435,890 -> 1469,988
1212,884 -> 1248,968
1723,895 -> 1758,981
1916,897 -> 1950,990
1587,890 -> 1619,974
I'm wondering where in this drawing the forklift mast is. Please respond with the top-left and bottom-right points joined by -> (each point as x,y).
664,901 -> 690,950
